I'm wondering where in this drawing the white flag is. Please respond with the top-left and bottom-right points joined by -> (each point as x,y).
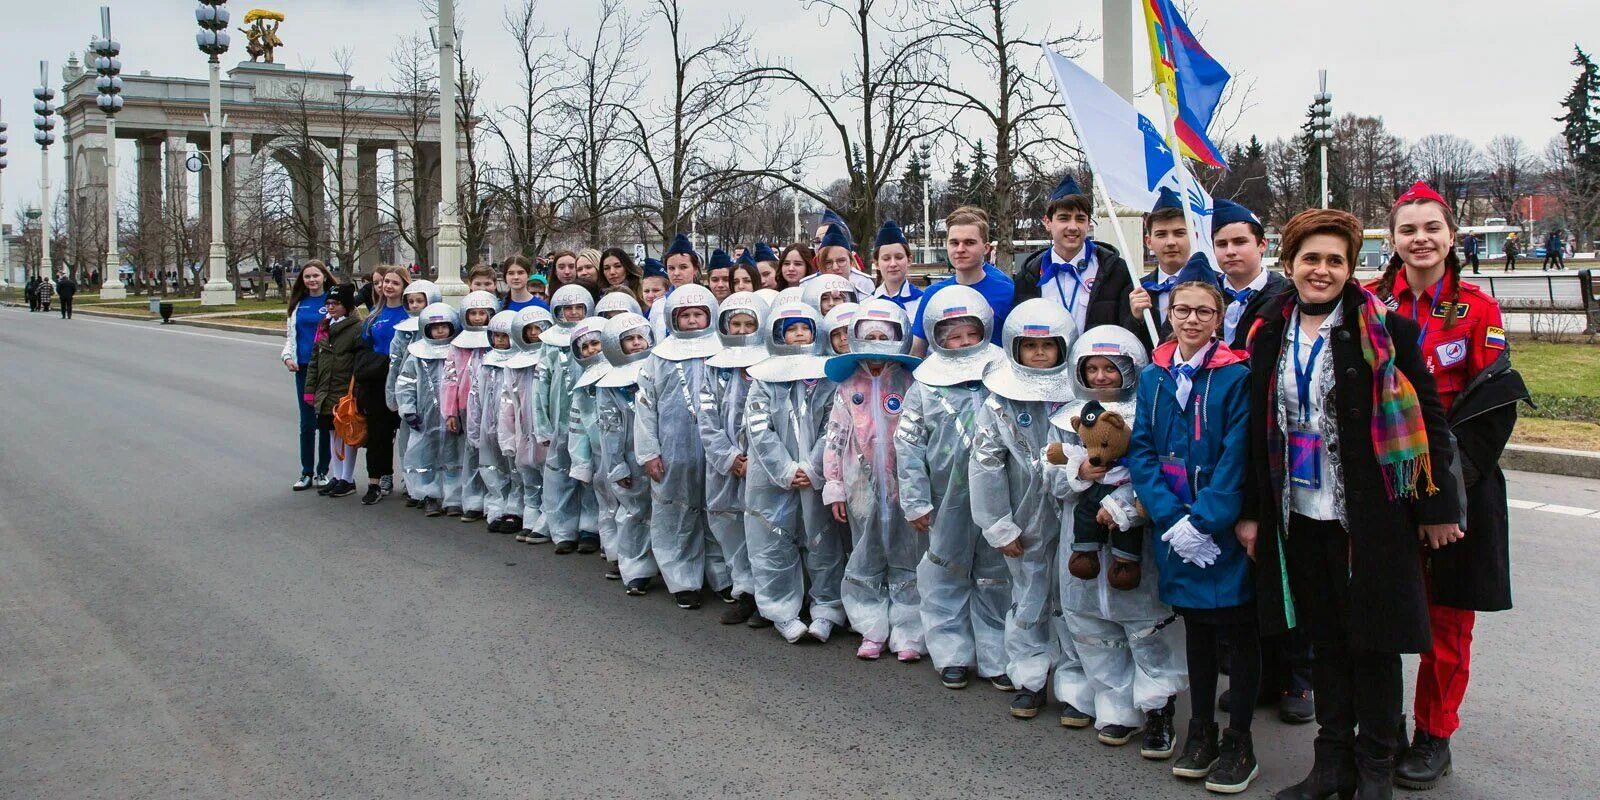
1044,44 -> 1217,271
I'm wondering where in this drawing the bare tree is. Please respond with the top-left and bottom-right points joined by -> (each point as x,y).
1484,134 -> 1532,225
900,0 -> 1088,267
1541,135 -> 1600,247
751,0 -> 946,257
1409,133 -> 1480,221
380,33 -> 441,273
1264,137 -> 1305,227
618,0 -> 808,247
455,45 -> 495,265
485,0 -> 569,259
554,0 -> 645,246
1334,114 -> 1409,227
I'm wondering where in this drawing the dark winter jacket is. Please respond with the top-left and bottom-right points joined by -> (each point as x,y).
1012,240 -> 1150,349
1225,270 -> 1291,350
1433,350 -> 1527,612
1128,340 -> 1254,610
1243,282 -> 1460,654
304,315 -> 365,415
55,277 -> 77,299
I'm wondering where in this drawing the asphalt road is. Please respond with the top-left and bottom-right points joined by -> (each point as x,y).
2,307 -> 1597,800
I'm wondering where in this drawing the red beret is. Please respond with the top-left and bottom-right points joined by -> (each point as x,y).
1395,180 -> 1447,209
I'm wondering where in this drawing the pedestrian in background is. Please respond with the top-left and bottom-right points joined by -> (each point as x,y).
55,272 -> 77,319
1541,229 -> 1564,271
1502,234 -> 1518,271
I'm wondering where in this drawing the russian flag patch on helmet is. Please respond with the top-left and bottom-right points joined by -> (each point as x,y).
1022,324 -> 1052,337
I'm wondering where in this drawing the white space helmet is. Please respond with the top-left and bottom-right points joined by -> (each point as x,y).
598,312 -> 655,388
544,284 -> 595,346
803,273 -> 859,312
707,291 -> 770,370
754,288 -> 781,307
483,310 -> 519,365
454,290 -> 500,348
821,302 -> 860,355
506,306 -> 554,368
595,290 -> 643,318
982,298 -> 1079,402
572,316 -> 613,388
402,279 -> 442,310
747,301 -> 826,383
654,283 -> 722,361
773,286 -> 806,307
1050,324 -> 1149,430
408,302 -> 459,358
915,285 -> 1002,387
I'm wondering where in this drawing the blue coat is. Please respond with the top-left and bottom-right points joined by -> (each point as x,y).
1127,340 -> 1253,610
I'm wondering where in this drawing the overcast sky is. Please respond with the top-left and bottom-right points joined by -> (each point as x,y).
3,0 -> 1595,223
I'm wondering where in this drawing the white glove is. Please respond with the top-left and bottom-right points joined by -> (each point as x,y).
1161,516 -> 1220,568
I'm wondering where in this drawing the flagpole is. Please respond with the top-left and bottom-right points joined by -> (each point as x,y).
1089,176 -> 1161,344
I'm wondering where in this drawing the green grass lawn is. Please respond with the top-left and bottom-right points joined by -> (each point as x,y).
1513,339 -> 1600,397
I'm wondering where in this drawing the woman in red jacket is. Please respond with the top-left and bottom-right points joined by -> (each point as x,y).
1369,181 -> 1528,793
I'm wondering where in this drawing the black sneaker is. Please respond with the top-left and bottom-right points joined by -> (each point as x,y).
1141,700 -> 1176,759
1394,730 -> 1452,790
503,515 -> 523,533
424,498 -> 444,517
553,540 -> 578,555
625,578 -> 650,596
525,531 -> 552,544
328,480 -> 356,498
360,485 -> 383,505
1279,689 -> 1315,725
604,562 -> 622,580
716,586 -> 736,604
940,666 -> 971,689
1058,701 -> 1093,728
1204,728 -> 1258,794
719,594 -> 757,624
459,509 -> 484,523
317,479 -> 336,496
990,673 -> 1016,692
404,496 -> 421,508
1171,719 -> 1220,779
576,537 -> 600,554
746,612 -> 772,629
444,506 -> 463,517
674,590 -> 701,610
1009,688 -> 1045,719
487,517 -> 507,533
1097,723 -> 1141,746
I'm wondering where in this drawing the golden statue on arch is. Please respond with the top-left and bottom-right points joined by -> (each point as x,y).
241,9 -> 285,63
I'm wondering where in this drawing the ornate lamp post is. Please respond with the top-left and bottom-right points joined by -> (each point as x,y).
196,0 -> 235,304
95,7 -> 127,299
433,0 -> 466,302
1312,71 -> 1333,210
33,62 -> 56,280
0,107 -> 9,286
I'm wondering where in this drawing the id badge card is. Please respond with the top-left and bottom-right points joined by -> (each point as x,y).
1159,455 -> 1194,505
1288,429 -> 1323,490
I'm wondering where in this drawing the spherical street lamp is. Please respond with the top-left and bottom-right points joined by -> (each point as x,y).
33,62 -> 56,279
95,6 -> 128,298
195,0 -> 235,304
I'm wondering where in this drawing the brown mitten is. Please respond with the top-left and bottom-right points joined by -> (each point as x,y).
1045,441 -> 1069,465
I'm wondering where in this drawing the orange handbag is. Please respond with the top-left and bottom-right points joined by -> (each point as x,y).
333,377 -> 368,447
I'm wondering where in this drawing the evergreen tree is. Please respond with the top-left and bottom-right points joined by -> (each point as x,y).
944,157 -> 972,214
1556,46 -> 1600,172
967,142 -> 996,219
898,148 -> 930,228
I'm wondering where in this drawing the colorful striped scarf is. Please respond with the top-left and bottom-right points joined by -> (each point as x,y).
1249,287 -> 1438,503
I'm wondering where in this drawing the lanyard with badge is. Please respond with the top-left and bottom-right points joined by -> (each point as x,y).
1051,249 -> 1088,315
1409,277 -> 1445,351
1158,341 -> 1216,507
1288,314 -> 1326,490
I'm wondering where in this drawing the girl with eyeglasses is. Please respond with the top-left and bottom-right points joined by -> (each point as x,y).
1126,279 -> 1260,792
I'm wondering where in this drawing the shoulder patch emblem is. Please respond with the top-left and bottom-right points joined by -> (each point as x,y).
1485,326 -> 1507,350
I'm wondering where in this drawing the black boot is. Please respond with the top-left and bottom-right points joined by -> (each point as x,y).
1274,740 -> 1356,800
1393,730 -> 1451,790
1206,728 -> 1259,794
1171,719 -> 1220,779
719,593 -> 757,625
1140,698 -> 1176,759
1354,751 -> 1394,800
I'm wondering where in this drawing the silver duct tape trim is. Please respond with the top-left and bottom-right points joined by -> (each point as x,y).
483,348 -> 516,367
395,317 -> 420,333
540,326 -> 575,347
503,348 -> 544,370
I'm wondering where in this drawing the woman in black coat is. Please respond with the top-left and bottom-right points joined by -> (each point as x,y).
1236,209 -> 1460,800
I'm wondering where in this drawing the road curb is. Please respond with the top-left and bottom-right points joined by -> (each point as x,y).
170,318 -> 282,337
1503,444 -> 1600,480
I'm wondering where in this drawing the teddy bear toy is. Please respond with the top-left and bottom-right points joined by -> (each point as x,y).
1045,400 -> 1146,590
